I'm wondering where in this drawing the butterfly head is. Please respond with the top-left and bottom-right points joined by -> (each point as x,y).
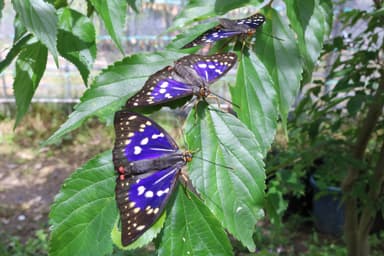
183,151 -> 193,163
199,86 -> 210,98
246,28 -> 257,35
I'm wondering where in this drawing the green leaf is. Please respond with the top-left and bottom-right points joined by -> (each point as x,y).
127,0 -> 139,13
49,151 -> 117,256
346,93 -> 365,116
284,0 -> 333,83
0,15 -> 32,74
0,33 -> 32,74
89,0 -> 127,53
111,212 -> 166,250
254,8 -> 302,127
0,0 -> 4,19
12,0 -> 59,64
186,104 -> 265,251
170,0 -> 263,30
50,0 -> 67,9
158,186 -> 232,256
371,7 -> 384,17
231,50 -> 278,156
57,8 -> 96,85
44,50 -> 185,145
264,183 -> 287,226
13,42 -> 47,127
13,15 -> 28,43
167,21 -> 218,50
214,0 -> 263,14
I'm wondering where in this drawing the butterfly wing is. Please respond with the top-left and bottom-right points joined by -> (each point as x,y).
125,66 -> 195,108
235,13 -> 265,30
113,110 -> 179,167
176,53 -> 237,84
181,26 -> 227,49
182,13 -> 265,48
125,53 -> 236,108
116,166 -> 180,246
113,111 -> 185,245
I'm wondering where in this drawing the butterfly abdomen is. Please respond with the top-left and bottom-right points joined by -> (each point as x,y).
125,152 -> 187,174
219,18 -> 252,33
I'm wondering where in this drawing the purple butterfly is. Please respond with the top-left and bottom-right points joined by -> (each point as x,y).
125,52 -> 237,108
182,13 -> 265,49
113,110 -> 192,246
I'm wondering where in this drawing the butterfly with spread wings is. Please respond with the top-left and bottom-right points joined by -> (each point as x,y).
125,52 -> 237,109
182,13 -> 265,49
113,110 -> 192,246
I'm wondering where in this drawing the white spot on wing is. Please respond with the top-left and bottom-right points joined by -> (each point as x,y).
137,186 -> 145,195
160,81 -> 169,88
145,191 -> 154,198
215,69 -> 223,74
140,137 -> 149,145
136,225 -> 146,231
134,146 -> 142,155
156,187 -> 170,197
152,133 -> 164,139
159,88 -> 166,94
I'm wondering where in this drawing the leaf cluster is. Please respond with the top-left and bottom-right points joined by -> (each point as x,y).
266,5 -> 384,220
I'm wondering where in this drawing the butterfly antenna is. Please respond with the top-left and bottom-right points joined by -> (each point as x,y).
193,155 -> 234,170
261,31 -> 284,41
209,91 -> 240,108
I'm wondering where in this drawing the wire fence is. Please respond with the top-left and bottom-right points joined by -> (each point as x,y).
0,0 -> 184,104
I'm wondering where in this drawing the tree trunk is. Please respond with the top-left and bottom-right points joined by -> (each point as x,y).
341,78 -> 384,256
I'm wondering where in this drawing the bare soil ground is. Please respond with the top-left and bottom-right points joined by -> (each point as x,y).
0,110 -> 112,240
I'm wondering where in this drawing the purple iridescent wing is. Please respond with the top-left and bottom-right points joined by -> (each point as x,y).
113,111 -> 186,246
115,167 -> 179,246
232,13 -> 266,30
182,13 -> 265,49
125,66 -> 195,108
176,52 -> 237,83
125,53 -> 237,108
113,110 -> 178,165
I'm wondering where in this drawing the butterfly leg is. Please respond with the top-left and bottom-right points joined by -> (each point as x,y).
235,34 -> 254,56
206,94 -> 222,109
179,170 -> 194,200
197,43 -> 213,55
193,104 -> 199,124
191,98 -> 203,124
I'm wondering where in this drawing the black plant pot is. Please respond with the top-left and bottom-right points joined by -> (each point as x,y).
309,175 -> 344,236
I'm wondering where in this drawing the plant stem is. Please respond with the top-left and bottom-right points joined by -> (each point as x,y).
373,0 -> 382,9
358,139 -> 384,255
341,74 -> 384,256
